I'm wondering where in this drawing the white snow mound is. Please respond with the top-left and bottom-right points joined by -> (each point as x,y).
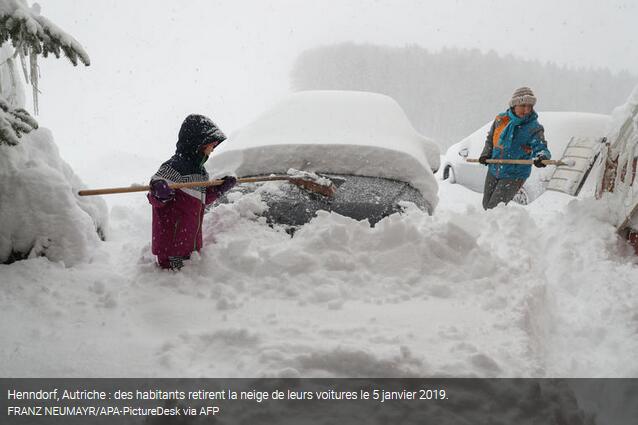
0,128 -> 108,266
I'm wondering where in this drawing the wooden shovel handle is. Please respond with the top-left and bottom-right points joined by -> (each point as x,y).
467,158 -> 565,165
77,176 -> 292,196
77,175 -> 337,197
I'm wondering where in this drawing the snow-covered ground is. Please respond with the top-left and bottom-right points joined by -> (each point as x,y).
1,167 -> 637,378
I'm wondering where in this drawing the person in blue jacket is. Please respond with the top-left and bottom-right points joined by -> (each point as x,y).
479,86 -> 551,210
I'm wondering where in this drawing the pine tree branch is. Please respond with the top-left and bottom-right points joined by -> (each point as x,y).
0,96 -> 38,145
0,1 -> 90,67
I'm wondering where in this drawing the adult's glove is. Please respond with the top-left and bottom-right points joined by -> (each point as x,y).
478,155 -> 490,165
533,155 -> 548,168
150,179 -> 175,202
217,176 -> 237,194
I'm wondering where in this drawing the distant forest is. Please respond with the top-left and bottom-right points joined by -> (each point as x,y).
291,43 -> 638,148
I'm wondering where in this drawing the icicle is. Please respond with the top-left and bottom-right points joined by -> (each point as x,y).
18,49 -> 29,85
29,50 -> 38,115
6,57 -> 17,105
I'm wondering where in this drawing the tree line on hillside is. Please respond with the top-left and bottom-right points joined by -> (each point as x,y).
291,43 -> 638,148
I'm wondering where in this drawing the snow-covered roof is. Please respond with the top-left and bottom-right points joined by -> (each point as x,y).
208,91 -> 440,204
598,85 -> 638,228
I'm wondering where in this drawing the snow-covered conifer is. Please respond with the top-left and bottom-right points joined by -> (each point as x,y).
0,94 -> 37,145
0,0 -> 106,265
0,0 -> 90,118
0,1 -> 90,66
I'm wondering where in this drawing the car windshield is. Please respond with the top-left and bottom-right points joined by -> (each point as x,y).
215,174 -> 430,226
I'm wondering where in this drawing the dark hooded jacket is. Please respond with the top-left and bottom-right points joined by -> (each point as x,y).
147,114 -> 227,260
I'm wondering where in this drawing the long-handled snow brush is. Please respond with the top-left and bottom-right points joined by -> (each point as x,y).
78,169 -> 337,197
466,158 -> 576,166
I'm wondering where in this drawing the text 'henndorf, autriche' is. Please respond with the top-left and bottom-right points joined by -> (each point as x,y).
7,389 -> 108,400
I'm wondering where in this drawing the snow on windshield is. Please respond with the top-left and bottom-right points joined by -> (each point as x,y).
208,91 -> 440,205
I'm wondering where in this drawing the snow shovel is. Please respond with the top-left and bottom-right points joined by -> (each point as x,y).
546,136 -> 608,196
466,158 -> 576,166
78,170 -> 337,197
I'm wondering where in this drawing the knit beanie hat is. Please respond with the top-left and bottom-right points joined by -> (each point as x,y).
509,87 -> 537,107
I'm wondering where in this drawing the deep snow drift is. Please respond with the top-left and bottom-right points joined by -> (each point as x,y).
1,176 -> 636,378
0,128 -> 107,265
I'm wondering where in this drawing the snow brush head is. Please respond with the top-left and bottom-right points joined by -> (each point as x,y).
286,169 -> 337,197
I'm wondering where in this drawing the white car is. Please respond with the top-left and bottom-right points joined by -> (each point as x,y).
209,90 -> 440,224
441,112 -> 611,203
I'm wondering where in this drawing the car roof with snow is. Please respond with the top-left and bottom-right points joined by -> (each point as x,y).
208,91 -> 440,202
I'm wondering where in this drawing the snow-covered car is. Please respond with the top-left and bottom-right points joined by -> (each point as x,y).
441,112 -> 611,203
208,90 -> 440,225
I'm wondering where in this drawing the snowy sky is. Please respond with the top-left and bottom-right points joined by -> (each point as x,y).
32,0 -> 637,182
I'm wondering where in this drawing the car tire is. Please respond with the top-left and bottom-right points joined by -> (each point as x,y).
442,165 -> 456,183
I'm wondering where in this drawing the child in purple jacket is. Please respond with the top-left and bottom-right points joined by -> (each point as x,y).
148,114 -> 236,270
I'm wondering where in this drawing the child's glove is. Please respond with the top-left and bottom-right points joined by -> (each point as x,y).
478,155 -> 489,165
218,176 -> 237,194
533,155 -> 548,168
150,179 -> 175,202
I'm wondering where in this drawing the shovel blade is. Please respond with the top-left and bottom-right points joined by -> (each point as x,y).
546,136 -> 606,196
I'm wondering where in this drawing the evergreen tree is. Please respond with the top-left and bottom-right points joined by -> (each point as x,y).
0,0 -> 89,145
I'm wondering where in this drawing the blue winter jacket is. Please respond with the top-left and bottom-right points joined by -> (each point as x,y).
480,109 -> 551,180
